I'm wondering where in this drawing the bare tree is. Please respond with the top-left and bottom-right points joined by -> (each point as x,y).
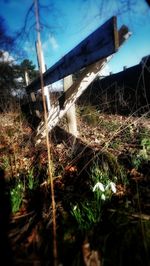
145,0 -> 150,6
0,16 -> 14,52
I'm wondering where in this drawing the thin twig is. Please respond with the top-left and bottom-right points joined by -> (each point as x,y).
108,208 -> 150,221
33,1 -> 58,265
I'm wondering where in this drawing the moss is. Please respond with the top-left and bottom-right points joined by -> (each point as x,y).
79,105 -> 100,126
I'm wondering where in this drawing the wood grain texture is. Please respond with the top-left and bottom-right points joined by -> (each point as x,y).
26,16 -> 118,93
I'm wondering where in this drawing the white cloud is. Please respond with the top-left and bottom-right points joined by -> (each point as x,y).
0,50 -> 14,64
49,34 -> 59,51
42,40 -> 48,52
24,41 -> 35,53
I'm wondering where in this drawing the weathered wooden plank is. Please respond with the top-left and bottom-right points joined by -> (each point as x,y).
64,75 -> 78,137
36,26 -> 131,140
26,16 -> 118,93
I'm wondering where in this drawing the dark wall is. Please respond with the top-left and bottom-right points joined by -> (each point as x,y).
78,57 -> 150,115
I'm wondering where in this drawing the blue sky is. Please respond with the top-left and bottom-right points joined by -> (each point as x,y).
0,0 -> 150,74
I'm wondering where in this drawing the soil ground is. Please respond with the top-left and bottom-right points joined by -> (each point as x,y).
0,108 -> 150,265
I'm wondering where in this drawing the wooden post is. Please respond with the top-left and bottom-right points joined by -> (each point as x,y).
64,75 -> 78,137
25,71 -> 41,118
24,70 -> 30,86
25,70 -> 35,116
36,40 -> 51,112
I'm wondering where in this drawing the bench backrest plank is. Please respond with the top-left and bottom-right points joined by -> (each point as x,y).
26,16 -> 118,93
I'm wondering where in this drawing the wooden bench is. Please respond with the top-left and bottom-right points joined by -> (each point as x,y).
25,16 -> 131,139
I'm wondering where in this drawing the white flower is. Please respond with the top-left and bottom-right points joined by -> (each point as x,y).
73,205 -> 77,210
105,184 -> 110,191
101,193 -> 106,201
110,182 -> 116,193
93,182 -> 105,192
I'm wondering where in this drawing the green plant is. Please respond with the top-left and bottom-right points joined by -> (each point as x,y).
71,201 -> 101,231
27,168 -> 38,190
132,154 -> 143,170
139,127 -> 150,142
80,105 -> 99,126
1,155 -> 10,169
99,119 -> 119,132
70,162 -> 117,231
6,127 -> 15,137
132,137 -> 150,169
122,126 -> 132,143
91,164 -> 117,202
10,179 -> 24,213
140,137 -> 150,160
10,167 -> 39,213
109,139 -> 121,149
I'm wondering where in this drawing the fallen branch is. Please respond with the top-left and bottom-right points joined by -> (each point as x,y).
108,208 -> 150,221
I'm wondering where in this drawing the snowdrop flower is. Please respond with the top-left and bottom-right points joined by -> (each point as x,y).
101,193 -> 106,201
18,184 -> 21,189
73,205 -> 77,210
93,182 -> 105,192
110,182 -> 116,193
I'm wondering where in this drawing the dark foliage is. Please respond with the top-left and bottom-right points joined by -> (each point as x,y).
78,56 -> 150,115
